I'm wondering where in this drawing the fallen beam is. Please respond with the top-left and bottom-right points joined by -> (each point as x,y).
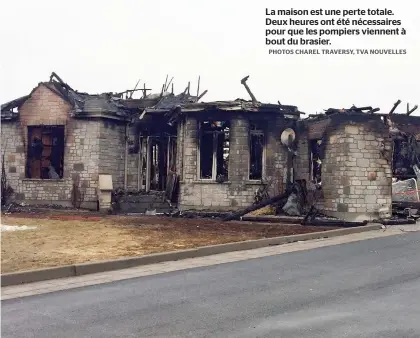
222,190 -> 290,221
241,215 -> 303,224
174,211 -> 231,219
302,219 -> 368,228
379,218 -> 416,226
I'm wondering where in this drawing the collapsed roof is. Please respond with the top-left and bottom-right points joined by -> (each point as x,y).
1,73 -> 131,121
1,72 -> 195,122
299,102 -> 420,140
1,72 -> 304,126
143,74 -> 303,123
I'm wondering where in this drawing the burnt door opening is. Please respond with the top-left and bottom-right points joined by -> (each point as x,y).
199,120 -> 230,182
26,125 -> 65,179
392,138 -> 419,180
142,135 -> 177,192
200,131 -> 214,179
249,123 -> 265,180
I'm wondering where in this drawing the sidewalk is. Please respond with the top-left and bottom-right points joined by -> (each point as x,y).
1,227 -> 409,301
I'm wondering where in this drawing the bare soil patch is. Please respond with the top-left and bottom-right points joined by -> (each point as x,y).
1,212 -> 336,273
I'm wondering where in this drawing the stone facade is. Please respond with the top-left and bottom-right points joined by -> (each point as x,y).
98,121 -> 126,189
178,114 -> 289,211
0,85 -> 140,209
0,85 -> 102,208
321,122 -> 392,221
97,121 -> 142,191
294,131 -> 310,182
176,120 -> 185,182
264,115 -> 289,196
0,84 -> 171,209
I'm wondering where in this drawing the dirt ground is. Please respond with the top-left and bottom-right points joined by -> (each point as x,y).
1,212 -> 337,273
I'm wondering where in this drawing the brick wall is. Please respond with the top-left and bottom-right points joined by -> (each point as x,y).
321,122 -> 392,221
178,114 -> 289,211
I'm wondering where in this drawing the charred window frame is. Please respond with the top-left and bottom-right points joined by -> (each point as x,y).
249,122 -> 265,180
26,125 -> 65,179
198,121 -> 230,181
309,139 -> 322,183
392,137 -> 419,180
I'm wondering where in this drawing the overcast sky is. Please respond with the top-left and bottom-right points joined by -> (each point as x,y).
0,0 -> 418,115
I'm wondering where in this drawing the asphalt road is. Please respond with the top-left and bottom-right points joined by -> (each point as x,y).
2,232 -> 420,338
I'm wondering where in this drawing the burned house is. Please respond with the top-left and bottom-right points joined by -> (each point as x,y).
1,72 -> 306,212
1,73 -> 301,212
2,72 -> 418,222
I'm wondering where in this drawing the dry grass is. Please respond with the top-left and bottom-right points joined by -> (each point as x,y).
1,214 -> 336,273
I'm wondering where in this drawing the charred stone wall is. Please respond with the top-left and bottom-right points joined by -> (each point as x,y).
176,120 -> 185,182
99,121 -> 127,189
264,115 -> 289,196
321,122 -> 392,221
294,131 -> 310,182
1,118 -> 101,209
0,85 -> 142,208
178,114 -> 289,211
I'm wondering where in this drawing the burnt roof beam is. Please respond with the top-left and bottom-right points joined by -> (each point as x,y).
389,99 -> 401,115
240,76 -> 257,104
407,104 -> 418,116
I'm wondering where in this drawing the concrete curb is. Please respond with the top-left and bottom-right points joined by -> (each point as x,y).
1,224 -> 382,287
